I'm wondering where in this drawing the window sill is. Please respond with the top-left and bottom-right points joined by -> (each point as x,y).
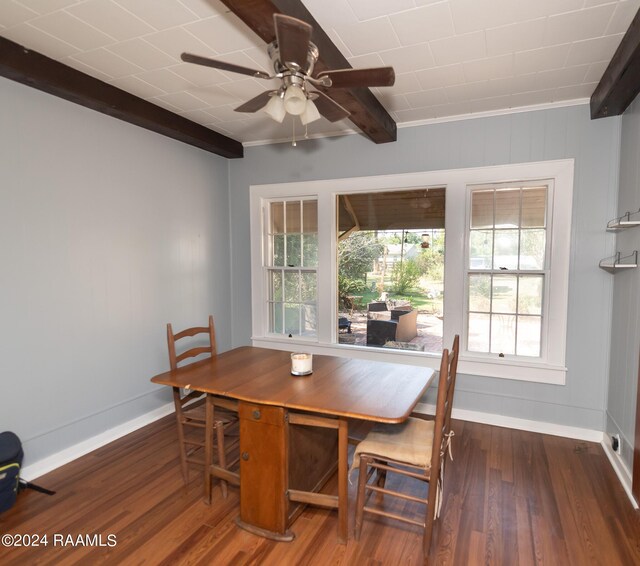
250,337 -> 567,385
459,354 -> 566,385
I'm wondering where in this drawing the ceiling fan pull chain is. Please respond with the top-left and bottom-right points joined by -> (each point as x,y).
292,116 -> 297,147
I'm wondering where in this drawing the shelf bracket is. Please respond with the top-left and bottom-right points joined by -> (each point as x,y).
599,250 -> 638,273
607,208 -> 640,231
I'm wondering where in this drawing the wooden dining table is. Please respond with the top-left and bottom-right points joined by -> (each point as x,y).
150,346 -> 434,543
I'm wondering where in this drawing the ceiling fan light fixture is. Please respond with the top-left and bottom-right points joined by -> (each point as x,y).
300,99 -> 321,125
283,84 -> 307,115
264,94 -> 286,122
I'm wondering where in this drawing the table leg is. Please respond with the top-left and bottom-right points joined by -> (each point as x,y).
288,412 -> 348,544
338,418 -> 348,544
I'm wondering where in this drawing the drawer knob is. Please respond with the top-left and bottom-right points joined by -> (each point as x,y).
242,451 -> 249,461
252,409 -> 261,420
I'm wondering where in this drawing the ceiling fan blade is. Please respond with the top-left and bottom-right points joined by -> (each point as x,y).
234,91 -> 276,113
274,14 -> 312,69
316,67 -> 396,88
181,52 -> 271,80
312,92 -> 350,122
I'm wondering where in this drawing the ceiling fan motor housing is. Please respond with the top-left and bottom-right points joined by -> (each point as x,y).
268,40 -> 318,80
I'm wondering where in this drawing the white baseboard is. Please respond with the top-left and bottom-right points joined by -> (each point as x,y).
23,401 -> 636,511
413,403 -> 640,508
21,402 -> 174,482
601,437 -> 638,509
413,403 -> 604,442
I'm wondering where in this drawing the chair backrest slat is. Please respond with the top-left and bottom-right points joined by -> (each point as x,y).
167,315 -> 216,370
174,326 -> 210,340
175,346 -> 211,364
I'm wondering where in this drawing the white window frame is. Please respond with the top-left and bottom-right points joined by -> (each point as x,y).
263,196 -> 319,339
464,181 -> 552,359
250,159 -> 573,385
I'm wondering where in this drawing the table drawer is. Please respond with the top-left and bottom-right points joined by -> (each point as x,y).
239,402 -> 284,426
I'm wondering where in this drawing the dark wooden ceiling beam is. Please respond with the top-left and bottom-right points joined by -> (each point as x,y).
0,36 -> 243,158
220,0 -> 397,144
590,7 -> 640,119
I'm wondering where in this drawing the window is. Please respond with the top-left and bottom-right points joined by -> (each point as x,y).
336,190 -> 445,354
467,184 -> 548,358
250,160 -> 573,384
265,199 -> 318,338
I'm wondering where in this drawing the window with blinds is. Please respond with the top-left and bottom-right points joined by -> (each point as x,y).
466,184 -> 548,358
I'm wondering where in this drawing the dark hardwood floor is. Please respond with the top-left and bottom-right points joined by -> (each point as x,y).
1,416 -> 639,565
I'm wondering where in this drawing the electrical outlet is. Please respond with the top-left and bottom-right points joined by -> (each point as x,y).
612,434 -> 621,455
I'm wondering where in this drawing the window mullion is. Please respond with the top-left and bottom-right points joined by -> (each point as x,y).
283,201 -> 288,268
298,200 -> 303,337
488,272 -> 493,352
514,276 -> 520,355
299,200 -> 304,268
280,268 -> 285,335
515,188 -> 522,355
490,189 -> 496,353
298,268 -> 302,336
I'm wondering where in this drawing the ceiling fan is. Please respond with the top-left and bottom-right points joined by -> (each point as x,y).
180,13 -> 395,126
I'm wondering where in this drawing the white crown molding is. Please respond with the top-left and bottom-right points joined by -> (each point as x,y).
241,98 -> 590,147
395,98 -> 590,129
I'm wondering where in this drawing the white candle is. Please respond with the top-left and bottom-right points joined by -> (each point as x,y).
291,352 -> 313,375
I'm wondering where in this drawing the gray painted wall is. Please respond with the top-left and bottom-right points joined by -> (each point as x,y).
607,95 -> 640,470
0,72 -> 625,469
0,77 -> 232,465
229,104 -> 620,432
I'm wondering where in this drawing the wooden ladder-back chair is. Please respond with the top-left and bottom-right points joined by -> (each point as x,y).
167,315 -> 239,500
353,335 -> 460,563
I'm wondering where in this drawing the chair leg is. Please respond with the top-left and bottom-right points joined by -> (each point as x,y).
423,488 -> 437,561
338,418 -> 348,544
423,521 -> 435,563
215,422 -> 228,498
354,456 -> 370,540
375,460 -> 387,488
204,395 -> 214,504
172,388 -> 189,485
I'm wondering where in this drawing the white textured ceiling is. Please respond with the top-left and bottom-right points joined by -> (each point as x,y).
1,0 -> 638,145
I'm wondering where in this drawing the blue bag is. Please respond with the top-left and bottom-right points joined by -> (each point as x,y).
0,431 -> 23,513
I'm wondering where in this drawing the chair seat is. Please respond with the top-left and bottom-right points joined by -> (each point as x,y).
351,417 -> 434,471
183,403 -> 237,425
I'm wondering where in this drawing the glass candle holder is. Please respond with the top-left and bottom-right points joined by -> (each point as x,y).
290,352 -> 313,376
